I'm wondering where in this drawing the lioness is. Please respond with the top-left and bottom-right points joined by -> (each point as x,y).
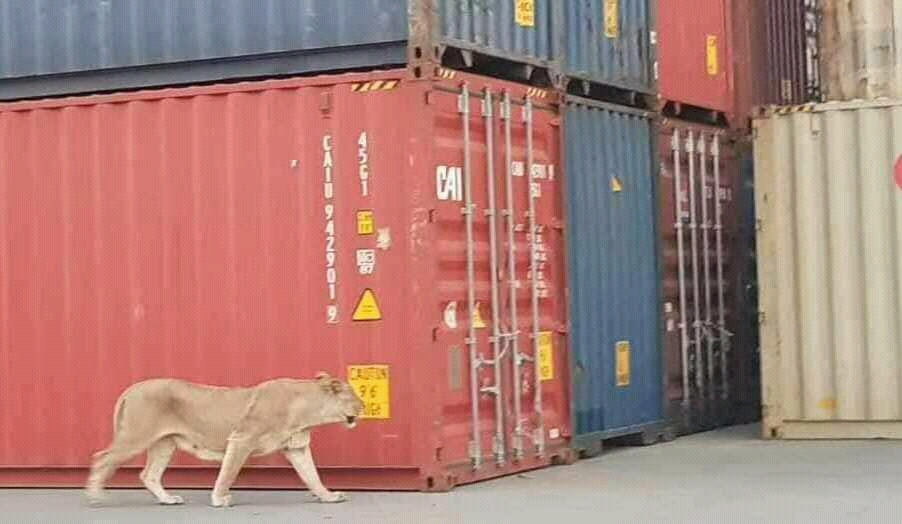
85,372 -> 364,508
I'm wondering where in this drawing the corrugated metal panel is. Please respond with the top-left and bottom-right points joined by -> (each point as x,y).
657,0 -> 732,115
438,0 -> 556,63
763,0 -> 819,105
0,0 -> 559,101
563,97 -> 664,447
754,99 -> 902,439
0,68 -> 573,487
657,119 -> 755,435
820,0 -> 902,101
562,0 -> 654,93
731,0 -> 770,125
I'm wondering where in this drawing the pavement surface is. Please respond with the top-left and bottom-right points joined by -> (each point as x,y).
2,424 -> 901,523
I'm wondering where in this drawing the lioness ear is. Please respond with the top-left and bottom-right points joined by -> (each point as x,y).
327,378 -> 343,395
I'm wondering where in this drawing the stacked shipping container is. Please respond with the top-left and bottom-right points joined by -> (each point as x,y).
754,1 -> 902,441
0,0 -> 672,486
1,0 -> 809,480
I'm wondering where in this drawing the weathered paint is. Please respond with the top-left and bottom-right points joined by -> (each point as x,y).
754,100 -> 902,439
657,119 -> 759,435
657,0 -> 732,115
562,0 -> 654,94
0,0 -> 558,101
0,68 -> 572,488
563,97 -> 664,448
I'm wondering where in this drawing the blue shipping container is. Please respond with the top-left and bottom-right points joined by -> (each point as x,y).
562,0 -> 654,94
563,97 -> 664,450
0,0 -> 557,100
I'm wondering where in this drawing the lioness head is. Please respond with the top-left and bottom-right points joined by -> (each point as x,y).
315,372 -> 365,428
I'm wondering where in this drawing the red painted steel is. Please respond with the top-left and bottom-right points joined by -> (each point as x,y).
0,69 -> 572,489
657,0 -> 733,118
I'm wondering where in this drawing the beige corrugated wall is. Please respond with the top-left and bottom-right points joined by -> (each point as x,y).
754,99 -> 902,439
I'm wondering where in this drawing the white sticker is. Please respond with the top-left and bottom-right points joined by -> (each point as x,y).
443,301 -> 458,329
530,182 -> 541,198
549,428 -> 560,439
358,131 -> 370,197
376,228 -> 392,250
436,165 -> 463,201
511,161 -> 525,177
356,249 -> 376,275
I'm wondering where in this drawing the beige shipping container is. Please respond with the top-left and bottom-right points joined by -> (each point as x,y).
820,0 -> 902,100
753,99 -> 902,439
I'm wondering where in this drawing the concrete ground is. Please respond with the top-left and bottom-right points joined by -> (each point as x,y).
2,424 -> 901,523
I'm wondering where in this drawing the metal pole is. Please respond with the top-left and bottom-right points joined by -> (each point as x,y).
712,135 -> 730,400
460,85 -> 482,469
525,99 -> 544,457
699,134 -> 715,399
503,92 -> 524,460
482,88 -> 506,465
672,129 -> 691,406
686,131 -> 704,398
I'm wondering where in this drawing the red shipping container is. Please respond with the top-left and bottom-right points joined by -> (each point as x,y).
657,0 -> 733,121
0,69 -> 573,490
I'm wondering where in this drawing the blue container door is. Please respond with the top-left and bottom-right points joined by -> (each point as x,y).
563,99 -> 662,445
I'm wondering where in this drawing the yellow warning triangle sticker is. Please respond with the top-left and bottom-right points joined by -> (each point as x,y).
611,176 -> 623,193
352,288 -> 382,321
472,302 -> 486,329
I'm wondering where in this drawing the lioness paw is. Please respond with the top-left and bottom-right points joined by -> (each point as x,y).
210,493 -> 234,508
317,491 -> 348,504
159,495 -> 185,506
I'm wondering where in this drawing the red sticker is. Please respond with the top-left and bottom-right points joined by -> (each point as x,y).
895,155 -> 902,190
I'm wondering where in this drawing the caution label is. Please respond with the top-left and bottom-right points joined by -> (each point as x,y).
357,210 -> 375,236
352,288 -> 382,321
537,331 -> 554,381
471,302 -> 486,329
706,35 -> 719,75
515,0 -> 535,27
615,340 -> 631,387
611,176 -> 623,193
348,365 -> 390,419
604,0 -> 619,38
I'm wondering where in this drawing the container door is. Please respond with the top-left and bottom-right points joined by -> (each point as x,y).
430,80 -> 569,476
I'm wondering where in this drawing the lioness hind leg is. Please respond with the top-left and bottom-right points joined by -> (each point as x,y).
85,437 -> 148,505
140,438 -> 183,506
284,447 -> 347,503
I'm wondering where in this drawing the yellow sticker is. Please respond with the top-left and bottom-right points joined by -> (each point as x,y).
348,365 -> 390,419
352,288 -> 382,321
471,302 -> 487,329
615,340 -> 631,387
537,331 -> 554,381
357,210 -> 374,236
604,0 -> 619,38
515,0 -> 535,27
706,35 -> 719,76
611,176 -> 623,192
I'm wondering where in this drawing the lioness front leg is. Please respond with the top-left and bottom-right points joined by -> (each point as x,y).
210,436 -> 254,508
284,447 -> 347,503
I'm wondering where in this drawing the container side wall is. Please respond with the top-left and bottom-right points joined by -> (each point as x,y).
657,0 -> 731,114
562,0 -> 653,93
564,99 -> 662,439
438,0 -> 556,63
755,100 -> 902,439
0,75 -> 426,471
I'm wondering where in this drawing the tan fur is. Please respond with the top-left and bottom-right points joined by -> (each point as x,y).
85,372 -> 364,508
